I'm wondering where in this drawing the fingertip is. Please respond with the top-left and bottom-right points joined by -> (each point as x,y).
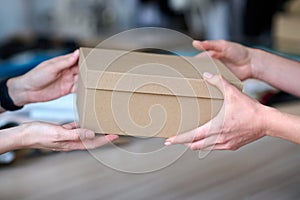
72,133 -> 80,141
189,143 -> 197,150
166,136 -> 175,142
68,49 -> 79,62
73,49 -> 79,57
164,141 -> 172,146
193,40 -> 205,51
203,72 -> 214,79
105,134 -> 119,141
192,40 -> 201,45
203,73 -> 226,92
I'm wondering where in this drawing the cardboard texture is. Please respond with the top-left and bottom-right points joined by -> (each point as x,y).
77,48 -> 242,138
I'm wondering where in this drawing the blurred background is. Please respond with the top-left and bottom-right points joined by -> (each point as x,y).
0,0 -> 299,79
2,1 -> 300,199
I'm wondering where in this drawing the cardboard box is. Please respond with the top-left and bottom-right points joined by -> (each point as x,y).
77,48 -> 242,138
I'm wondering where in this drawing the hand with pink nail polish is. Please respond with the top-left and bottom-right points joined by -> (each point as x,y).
165,73 -> 268,151
165,40 -> 300,151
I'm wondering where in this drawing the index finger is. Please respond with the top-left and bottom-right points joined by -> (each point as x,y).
44,50 -> 79,71
165,121 -> 212,145
193,40 -> 224,52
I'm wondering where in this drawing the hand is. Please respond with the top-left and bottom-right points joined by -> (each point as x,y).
20,121 -> 119,151
193,40 -> 255,81
165,72 -> 268,151
7,50 -> 80,106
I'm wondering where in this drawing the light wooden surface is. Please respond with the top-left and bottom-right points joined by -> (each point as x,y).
1,102 -> 300,200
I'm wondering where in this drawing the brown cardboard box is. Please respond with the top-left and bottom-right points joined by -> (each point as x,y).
273,14 -> 300,54
77,48 -> 242,138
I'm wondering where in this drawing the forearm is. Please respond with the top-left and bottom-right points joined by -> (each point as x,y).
251,49 -> 300,97
262,106 -> 300,144
0,125 -> 26,154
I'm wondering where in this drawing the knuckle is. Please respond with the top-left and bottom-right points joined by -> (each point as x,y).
217,135 -> 227,144
194,133 -> 202,141
219,75 -> 227,84
53,132 -> 61,140
218,125 -> 226,135
189,145 -> 197,151
215,75 -> 226,85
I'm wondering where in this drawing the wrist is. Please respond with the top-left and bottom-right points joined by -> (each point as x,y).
257,104 -> 278,137
7,76 -> 30,107
249,48 -> 265,80
1,125 -> 30,152
18,123 -> 34,149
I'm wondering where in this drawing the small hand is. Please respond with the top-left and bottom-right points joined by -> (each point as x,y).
21,121 -> 119,151
165,72 -> 267,151
7,50 -> 80,106
193,40 -> 254,81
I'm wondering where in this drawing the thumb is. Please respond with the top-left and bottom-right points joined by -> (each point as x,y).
203,72 -> 228,94
192,40 -> 205,51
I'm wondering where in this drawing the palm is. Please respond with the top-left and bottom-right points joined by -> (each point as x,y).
28,65 -> 76,101
219,43 -> 252,80
20,51 -> 79,103
194,40 -> 253,81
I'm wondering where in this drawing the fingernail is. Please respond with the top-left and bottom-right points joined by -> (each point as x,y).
164,141 -> 172,146
203,72 -> 213,79
106,135 -> 119,141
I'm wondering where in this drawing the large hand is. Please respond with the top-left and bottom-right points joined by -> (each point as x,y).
193,40 -> 255,81
20,121 -> 119,151
165,72 -> 268,151
7,50 -> 80,106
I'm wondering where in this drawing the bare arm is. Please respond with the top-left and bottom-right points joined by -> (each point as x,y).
0,122 -> 119,154
193,40 -> 300,97
252,49 -> 300,97
165,73 -> 300,150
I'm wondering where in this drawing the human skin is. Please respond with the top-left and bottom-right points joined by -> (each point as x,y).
0,51 -> 118,153
1,50 -> 80,112
0,121 -> 118,154
165,40 -> 300,150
